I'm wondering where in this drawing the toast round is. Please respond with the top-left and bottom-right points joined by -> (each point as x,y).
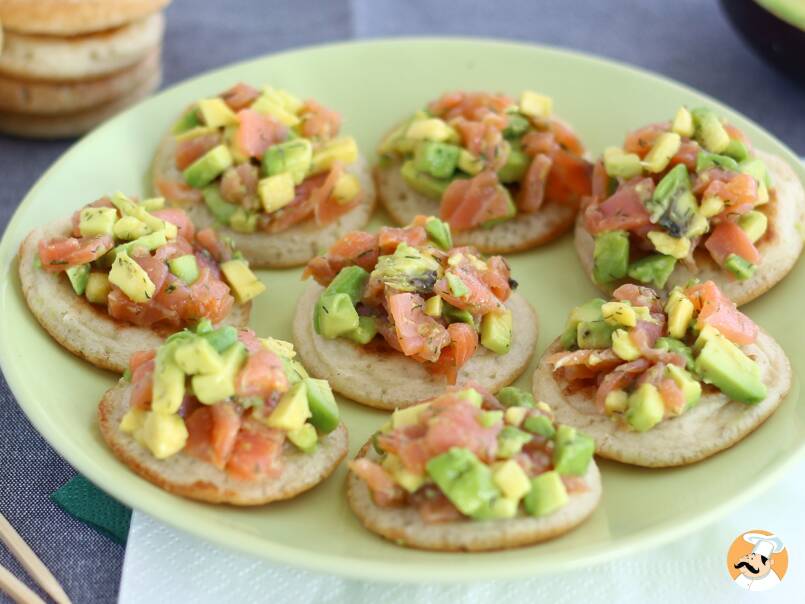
0,46 -> 159,114
0,0 -> 169,35
98,380 -> 349,505
531,331 -> 792,468
293,282 -> 539,410
18,216 -> 251,373
150,132 -> 376,268
377,158 -> 577,254
0,66 -> 160,138
574,151 -> 805,306
0,13 -> 164,81
347,440 -> 601,552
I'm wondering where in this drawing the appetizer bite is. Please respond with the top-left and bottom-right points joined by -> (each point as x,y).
532,282 -> 791,467
376,90 -> 592,253
98,321 -> 348,504
152,82 -> 375,268
19,193 -> 262,372
577,106 -> 805,304
347,386 -> 601,551
293,216 -> 538,409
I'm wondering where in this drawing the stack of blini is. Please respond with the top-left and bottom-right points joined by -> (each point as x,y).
0,0 -> 169,138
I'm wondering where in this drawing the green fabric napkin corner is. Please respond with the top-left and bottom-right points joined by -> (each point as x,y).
51,475 -> 131,545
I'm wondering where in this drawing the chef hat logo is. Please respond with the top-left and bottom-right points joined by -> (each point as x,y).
727,529 -> 788,591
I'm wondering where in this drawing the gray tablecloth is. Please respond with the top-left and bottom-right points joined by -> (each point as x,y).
1,1 -> 803,602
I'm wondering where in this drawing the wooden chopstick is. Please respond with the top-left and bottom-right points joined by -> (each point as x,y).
0,563 -> 46,604
0,513 -> 71,604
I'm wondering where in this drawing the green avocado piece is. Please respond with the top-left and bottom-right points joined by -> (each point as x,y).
666,364 -> 702,409
655,336 -> 695,370
414,141 -> 461,179
446,272 -> 469,298
183,144 -> 233,189
303,377 -> 340,433
343,315 -> 377,345
478,410 -> 503,428
202,185 -> 239,225
480,309 -> 512,354
523,471 -> 568,517
173,337 -> 223,375
649,164 -> 698,238
625,383 -> 664,432
552,425 -> 595,475
314,266 -> 369,333
199,325 -> 238,353
443,302 -> 474,326
424,216 -> 453,250
262,138 -> 313,184
724,253 -> 756,281
692,108 -> 730,153
593,230 -> 629,285
426,448 -> 499,517
317,292 -> 360,339
400,159 -> 452,200
523,414 -> 555,439
696,151 -> 739,173
627,253 -> 677,288
168,254 -> 199,285
503,112 -> 530,139
496,426 -> 533,459
287,424 -> 318,453
738,211 -> 768,243
191,342 -> 247,405
739,158 -> 772,188
694,334 -> 767,403
497,386 -> 536,408
172,106 -> 200,135
723,139 -> 749,162
560,298 -> 606,348
497,147 -> 530,183
104,230 -> 168,265
576,320 -> 616,349
66,264 -> 90,295
371,243 -> 440,294
603,147 -> 643,179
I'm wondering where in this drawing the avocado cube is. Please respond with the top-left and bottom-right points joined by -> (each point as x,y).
519,91 -> 552,118
140,411 -> 188,460
423,218 -> 452,253
414,141 -> 460,179
446,273 -> 469,298
183,145 -> 233,189
523,471 -> 568,517
666,364 -> 702,411
332,173 -> 361,205
604,389 -> 628,415
471,497 -> 520,520
371,243 -> 441,294
311,137 -> 359,174
457,149 -> 484,175
220,259 -> 265,303
696,151 -> 739,173
110,192 -> 177,239
266,382 -> 312,432
314,266 -> 369,332
496,426 -> 533,458
503,112 -> 531,139
738,210 -> 768,243
168,254 -> 200,285
85,272 -> 111,305
343,315 -> 377,345
200,185 -> 238,225
119,408 -> 146,434
423,295 -> 444,317
425,448 -> 499,516
191,342 -> 247,404
724,254 -> 756,281
229,208 -> 258,233
262,139 -> 313,184
258,172 -> 296,214
671,106 -> 694,138
443,303 -> 474,326
723,139 -> 749,162
576,319 -> 615,349
647,231 -> 690,259
317,292 -> 360,339
454,388 -> 484,408
113,216 -> 151,241
382,454 -> 426,493
109,252 -> 155,303
478,410 -> 503,428
199,325 -> 238,353
667,294 -> 694,339
642,132 -> 681,173
390,401 -> 431,429
497,146 -> 530,183
648,164 -> 698,237
152,360 -> 186,415
79,207 -> 118,238
603,147 -> 643,179
625,383 -> 665,432
504,406 -> 529,426
250,94 -> 299,126
655,337 -> 694,370
400,160 -> 451,200
560,298 -> 606,349
592,230 -> 629,284
197,98 -> 238,128
287,423 -> 318,453
692,108 -> 730,153
405,118 -> 455,142
601,301 -> 637,327
627,253 -> 677,288
523,414 -> 555,439
105,231 -> 167,266
552,425 -> 595,475
174,338 -> 223,375
493,459 -> 531,501
497,386 -> 536,409
303,378 -> 340,433
739,158 -> 771,204
611,329 -> 640,361
694,333 -> 767,403
172,106 -> 201,135
480,309 -> 512,354
66,264 -> 90,295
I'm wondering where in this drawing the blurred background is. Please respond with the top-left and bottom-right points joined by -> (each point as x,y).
0,1 -> 803,601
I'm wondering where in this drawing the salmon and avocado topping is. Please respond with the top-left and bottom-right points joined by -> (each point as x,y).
378,91 -> 592,231
584,107 -> 775,287
37,193 -> 263,329
303,216 -> 518,383
350,386 -> 595,522
119,322 -> 341,479
547,281 -> 766,433
157,82 -> 364,234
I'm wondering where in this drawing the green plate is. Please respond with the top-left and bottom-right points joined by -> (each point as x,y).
1,39 -> 803,582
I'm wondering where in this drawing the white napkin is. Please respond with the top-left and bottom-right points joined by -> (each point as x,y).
118,455 -> 804,604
